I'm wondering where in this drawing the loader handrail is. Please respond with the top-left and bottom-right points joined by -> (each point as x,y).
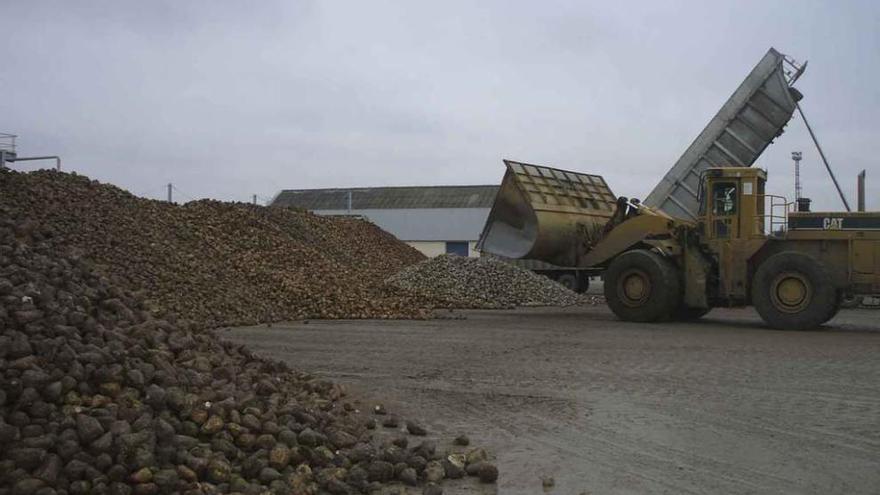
753,194 -> 792,236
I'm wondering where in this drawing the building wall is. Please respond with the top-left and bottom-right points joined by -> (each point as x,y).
315,208 -> 490,242
406,241 -> 481,258
407,241 -> 446,257
469,241 -> 480,257
314,207 -> 488,258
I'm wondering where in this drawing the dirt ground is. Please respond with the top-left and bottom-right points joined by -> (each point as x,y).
223,306 -> 880,495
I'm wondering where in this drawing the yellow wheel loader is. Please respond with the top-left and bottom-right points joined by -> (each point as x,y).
478,49 -> 877,330
479,161 -> 878,330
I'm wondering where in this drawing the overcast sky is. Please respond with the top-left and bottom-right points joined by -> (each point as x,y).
2,1 -> 878,210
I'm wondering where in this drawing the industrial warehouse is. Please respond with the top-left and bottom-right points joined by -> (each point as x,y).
3,2 -> 880,494
272,185 -> 498,257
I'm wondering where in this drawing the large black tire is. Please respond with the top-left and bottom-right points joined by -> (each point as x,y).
821,295 -> 841,324
752,252 -> 836,330
673,305 -> 711,321
576,273 -> 591,294
556,273 -> 579,292
840,295 -> 860,309
604,250 -> 681,322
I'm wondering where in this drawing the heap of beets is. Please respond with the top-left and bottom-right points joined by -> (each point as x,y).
0,207 -> 497,494
0,170 -> 430,328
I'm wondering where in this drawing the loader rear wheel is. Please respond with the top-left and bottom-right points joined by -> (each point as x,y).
604,249 -> 681,322
752,252 -> 836,330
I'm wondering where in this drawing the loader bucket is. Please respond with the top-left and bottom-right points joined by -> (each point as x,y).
477,160 -> 618,267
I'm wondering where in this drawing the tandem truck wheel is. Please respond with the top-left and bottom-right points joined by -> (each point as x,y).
604,249 -> 681,322
577,273 -> 591,294
556,273 -> 579,292
752,251 -> 836,330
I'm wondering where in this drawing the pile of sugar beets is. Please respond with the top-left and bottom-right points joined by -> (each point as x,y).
387,254 -> 585,309
0,211 -> 497,492
0,170 -> 431,328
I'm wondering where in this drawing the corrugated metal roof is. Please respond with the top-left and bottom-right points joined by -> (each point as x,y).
272,185 -> 499,210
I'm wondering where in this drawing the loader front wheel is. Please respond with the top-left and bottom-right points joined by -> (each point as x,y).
752,252 -> 836,330
604,249 -> 681,322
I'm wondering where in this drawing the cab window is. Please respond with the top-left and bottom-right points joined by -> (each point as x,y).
712,182 -> 737,215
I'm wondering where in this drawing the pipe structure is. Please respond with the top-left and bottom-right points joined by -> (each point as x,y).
9,155 -> 61,171
795,102 -> 851,212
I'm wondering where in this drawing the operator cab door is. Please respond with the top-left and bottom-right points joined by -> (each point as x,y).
705,178 -> 741,301
709,180 -> 740,239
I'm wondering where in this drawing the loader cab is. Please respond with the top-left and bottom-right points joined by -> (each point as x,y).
699,167 -> 767,240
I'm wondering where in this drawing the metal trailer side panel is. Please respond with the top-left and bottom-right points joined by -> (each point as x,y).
644,48 -> 803,221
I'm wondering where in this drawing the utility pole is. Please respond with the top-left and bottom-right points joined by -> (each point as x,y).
167,183 -> 173,203
791,151 -> 802,201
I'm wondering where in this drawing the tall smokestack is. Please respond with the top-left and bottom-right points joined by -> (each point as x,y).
858,170 -> 866,212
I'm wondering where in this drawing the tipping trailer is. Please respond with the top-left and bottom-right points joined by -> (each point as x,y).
478,49 -> 880,329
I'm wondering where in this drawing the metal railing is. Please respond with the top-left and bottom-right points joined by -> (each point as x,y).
782,54 -> 807,86
0,133 -> 16,153
753,194 -> 793,236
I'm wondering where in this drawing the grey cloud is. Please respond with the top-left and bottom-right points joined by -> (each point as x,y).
2,0 -> 878,210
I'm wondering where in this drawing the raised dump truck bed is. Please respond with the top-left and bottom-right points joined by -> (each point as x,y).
644,48 -> 805,221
